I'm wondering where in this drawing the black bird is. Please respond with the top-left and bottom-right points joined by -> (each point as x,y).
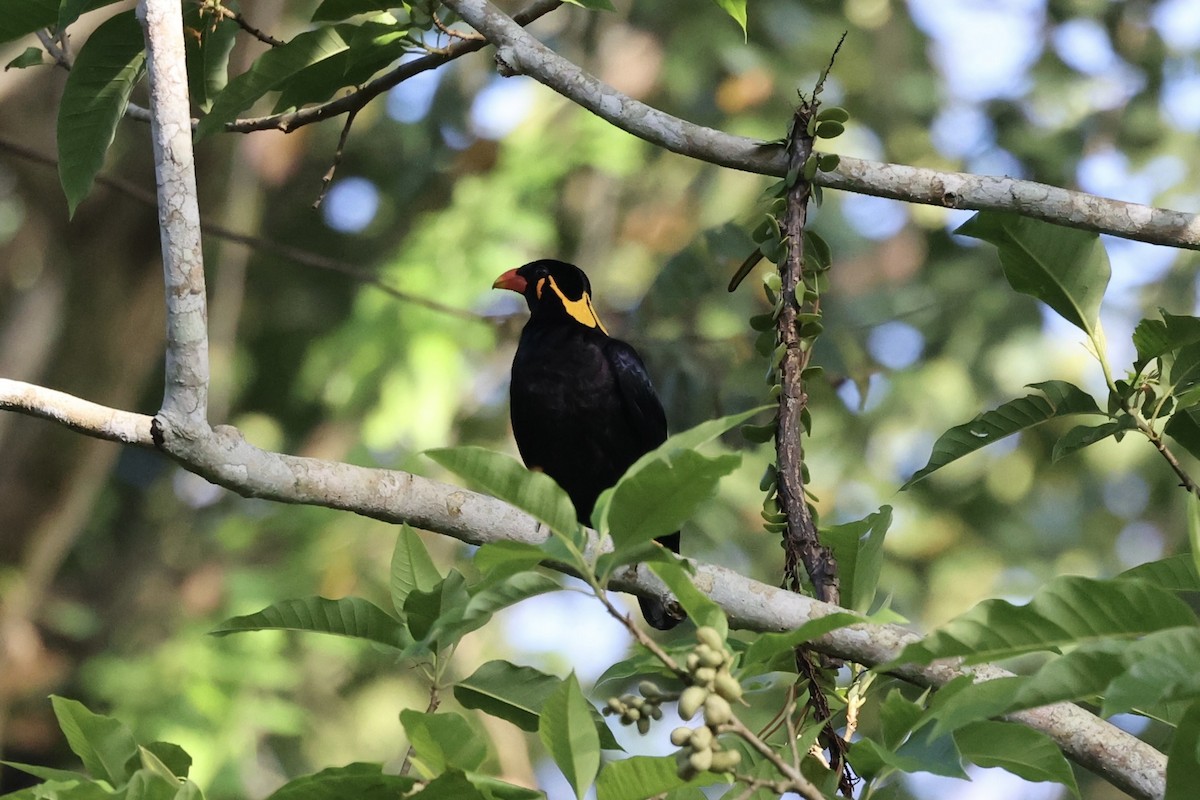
493,259 -> 682,630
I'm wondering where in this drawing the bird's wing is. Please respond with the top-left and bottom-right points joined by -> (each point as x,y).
603,338 -> 668,449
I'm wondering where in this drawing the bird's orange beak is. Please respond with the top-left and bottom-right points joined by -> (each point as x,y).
492,268 -> 528,293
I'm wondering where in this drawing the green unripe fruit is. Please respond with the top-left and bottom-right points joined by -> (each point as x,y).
670,726 -> 693,746
606,698 -> 623,713
696,645 -> 725,669
678,685 -> 709,720
714,672 -> 744,702
696,626 -> 724,650
703,694 -> 733,727
638,681 -> 661,699
688,748 -> 713,773
709,749 -> 742,772
690,725 -> 713,750
636,717 -> 651,735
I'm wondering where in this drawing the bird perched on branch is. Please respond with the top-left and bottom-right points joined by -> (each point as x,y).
493,259 -> 682,630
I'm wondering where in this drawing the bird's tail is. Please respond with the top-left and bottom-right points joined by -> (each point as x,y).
640,531 -> 685,630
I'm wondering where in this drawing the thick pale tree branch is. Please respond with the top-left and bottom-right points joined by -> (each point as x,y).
0,377 -> 1169,800
443,0 -> 1200,251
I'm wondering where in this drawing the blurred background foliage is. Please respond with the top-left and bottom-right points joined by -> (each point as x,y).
1,0 -> 1198,798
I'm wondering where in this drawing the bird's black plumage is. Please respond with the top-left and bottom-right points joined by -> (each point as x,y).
494,259 -> 682,629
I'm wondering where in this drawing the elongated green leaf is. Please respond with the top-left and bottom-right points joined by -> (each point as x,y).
711,0 -> 748,36
460,774 -> 543,800
454,660 -> 622,750
59,0 -> 125,32
312,0 -> 401,21
465,571 -> 558,616
265,763 -> 417,800
1134,311 -> 1200,365
956,211 -> 1110,335
50,696 -> 138,786
124,769 -> 178,800
400,711 -> 487,774
404,570 -> 470,650
539,673 -> 601,799
1166,700 -> 1200,800
1165,407 -> 1200,461
923,676 -> 1025,740
195,26 -> 348,139
57,10 -> 146,216
604,450 -> 741,559
893,576 -> 1196,666
903,381 -> 1102,488
472,540 -> 547,580
1118,554 -> 1200,592
595,755 -> 726,800
822,506 -> 891,612
183,8 -> 237,113
391,524 -> 442,615
274,22 -> 410,113
592,406 -> 769,534
409,770 -> 487,800
647,558 -> 726,636
209,596 -> 409,649
849,728 -> 965,780
6,47 -> 44,69
955,721 -> 1079,795
1051,417 -> 1132,462
0,761 -> 90,784
425,446 -> 580,542
1101,626 -> 1200,716
741,612 -> 864,670
0,0 -> 55,46
142,742 -> 190,780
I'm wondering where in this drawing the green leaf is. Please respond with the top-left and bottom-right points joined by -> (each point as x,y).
454,661 -> 623,750
603,450 -> 741,560
56,10 -> 146,216
0,761 -> 90,784
1117,554 -> 1200,592
1166,700 -> 1200,800
593,406 -> 770,534
741,613 -> 864,670
1189,497 -> 1200,585
463,572 -> 559,624
1166,407 -> 1200,461
425,446 -> 580,544
142,742 -> 191,780
123,769 -> 179,800
403,570 -> 470,650
647,557 -> 726,636
460,774 -> 543,800
956,211 -> 1110,336
1051,417 -> 1133,462
923,676 -> 1026,740
472,540 -> 547,580
408,770 -> 488,800
595,755 -> 727,800
903,381 -> 1102,489
50,696 -> 138,786
195,26 -> 348,139
0,0 -> 55,46
822,506 -> 891,612
265,762 -> 417,800
391,524 -> 442,615
312,0 -> 401,21
400,711 -> 488,774
711,0 -> 748,36
892,576 -> 1197,666
539,673 -> 601,799
5,46 -> 44,70
209,596 -> 409,650
1100,626 -> 1200,716
183,8 -> 237,113
1133,311 -> 1200,365
954,721 -> 1079,795
274,22 -> 411,113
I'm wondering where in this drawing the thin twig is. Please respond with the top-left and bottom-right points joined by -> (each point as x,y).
206,2 -> 285,47
313,106 -> 359,209
224,0 -> 563,134
0,136 -> 488,324
433,12 -> 486,42
36,29 -> 71,69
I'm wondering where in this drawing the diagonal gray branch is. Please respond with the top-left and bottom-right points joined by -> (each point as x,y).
0,377 -> 1169,800
443,0 -> 1200,251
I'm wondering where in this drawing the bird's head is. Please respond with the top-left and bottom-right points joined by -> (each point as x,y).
493,259 -> 609,334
